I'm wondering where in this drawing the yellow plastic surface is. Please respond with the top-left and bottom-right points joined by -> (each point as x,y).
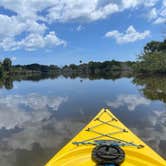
46,108 -> 166,166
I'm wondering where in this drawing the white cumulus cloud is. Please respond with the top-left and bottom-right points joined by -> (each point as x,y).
154,17 -> 166,24
105,25 -> 150,44
147,1 -> 166,24
46,1 -> 119,22
121,0 -> 158,9
0,32 -> 66,51
148,8 -> 158,20
153,6 -> 166,24
0,0 -> 161,51
0,15 -> 25,38
11,56 -> 16,61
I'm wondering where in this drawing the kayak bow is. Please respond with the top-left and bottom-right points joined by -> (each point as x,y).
46,108 -> 166,166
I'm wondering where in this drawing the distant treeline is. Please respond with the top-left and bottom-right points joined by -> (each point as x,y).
14,64 -> 60,74
0,59 -> 60,89
0,58 -> 135,79
0,39 -> 166,80
61,39 -> 166,76
0,59 -> 61,78
61,60 -> 134,79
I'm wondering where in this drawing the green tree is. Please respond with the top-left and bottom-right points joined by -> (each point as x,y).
134,39 -> 166,73
143,40 -> 166,54
143,41 -> 161,54
0,65 -> 3,78
69,64 -> 78,70
3,58 -> 12,72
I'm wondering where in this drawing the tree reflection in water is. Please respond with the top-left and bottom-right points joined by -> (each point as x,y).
133,75 -> 166,103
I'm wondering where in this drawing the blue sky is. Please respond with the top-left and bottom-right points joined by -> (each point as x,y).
0,0 -> 165,66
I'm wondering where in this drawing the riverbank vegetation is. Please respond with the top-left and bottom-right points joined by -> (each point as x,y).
61,60 -> 134,79
0,58 -> 61,77
0,39 -> 165,84
0,59 -> 61,89
0,58 -> 135,80
133,39 -> 166,74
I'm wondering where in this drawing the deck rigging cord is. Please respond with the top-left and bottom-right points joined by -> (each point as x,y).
73,109 -> 143,148
72,109 -> 144,165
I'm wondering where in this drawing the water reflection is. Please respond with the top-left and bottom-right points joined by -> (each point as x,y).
0,77 -> 13,90
107,94 -> 151,111
0,93 -> 69,166
133,75 -> 166,102
0,71 -> 132,90
0,94 -> 68,129
0,117 -> 85,166
0,76 -> 165,166
131,109 -> 166,158
0,73 -> 60,90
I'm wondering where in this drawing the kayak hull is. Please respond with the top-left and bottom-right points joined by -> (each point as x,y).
46,108 -> 166,166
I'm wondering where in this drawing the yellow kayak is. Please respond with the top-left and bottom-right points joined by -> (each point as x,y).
46,108 -> 166,166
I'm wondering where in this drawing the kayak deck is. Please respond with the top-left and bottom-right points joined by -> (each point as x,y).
46,108 -> 166,166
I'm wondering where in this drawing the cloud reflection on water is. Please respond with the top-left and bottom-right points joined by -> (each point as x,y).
0,90 -> 166,166
0,117 -> 85,166
0,93 -> 70,166
107,94 -> 151,111
131,110 -> 166,158
0,93 -> 68,129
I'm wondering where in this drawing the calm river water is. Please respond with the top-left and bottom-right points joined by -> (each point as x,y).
0,76 -> 165,166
